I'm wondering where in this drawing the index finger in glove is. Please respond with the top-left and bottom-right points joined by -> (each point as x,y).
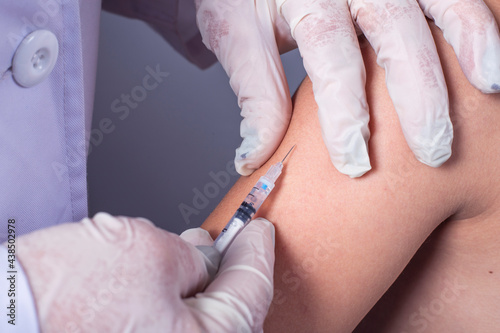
280,0 -> 372,178
180,227 -> 215,247
196,1 -> 292,176
180,228 -> 222,279
351,0 -> 453,167
184,218 -> 275,333
419,0 -> 500,93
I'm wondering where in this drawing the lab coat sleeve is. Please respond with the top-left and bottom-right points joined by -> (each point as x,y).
0,246 -> 39,333
102,0 -> 217,69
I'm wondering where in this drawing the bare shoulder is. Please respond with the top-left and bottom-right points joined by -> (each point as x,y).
202,4 -> 500,332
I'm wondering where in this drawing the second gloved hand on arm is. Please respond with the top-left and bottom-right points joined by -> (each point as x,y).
195,0 -> 500,178
14,213 -> 275,333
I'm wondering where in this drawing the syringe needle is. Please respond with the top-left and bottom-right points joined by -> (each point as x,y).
281,145 -> 296,164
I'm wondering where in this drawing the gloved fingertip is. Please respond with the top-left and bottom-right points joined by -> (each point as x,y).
342,164 -> 372,178
234,138 -> 266,177
92,212 -> 121,228
320,115 -> 371,178
472,72 -> 500,94
461,29 -> 500,94
328,151 -> 372,178
413,145 -> 452,168
85,212 -> 140,244
235,103 -> 291,177
93,211 -> 113,219
476,80 -> 500,94
479,41 -> 500,93
408,117 -> 453,168
238,218 -> 275,250
253,218 -> 275,248
235,158 -> 256,177
180,228 -> 214,247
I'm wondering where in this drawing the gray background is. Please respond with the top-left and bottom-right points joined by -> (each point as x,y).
87,11 -> 306,234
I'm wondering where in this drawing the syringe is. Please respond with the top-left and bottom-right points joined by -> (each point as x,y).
213,145 -> 295,254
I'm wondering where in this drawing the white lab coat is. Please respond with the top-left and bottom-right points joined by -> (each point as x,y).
0,1 -> 214,331
0,0 -> 214,241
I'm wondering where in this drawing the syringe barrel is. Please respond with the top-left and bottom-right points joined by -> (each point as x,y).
213,217 -> 247,253
213,175 -> 275,253
245,176 -> 274,211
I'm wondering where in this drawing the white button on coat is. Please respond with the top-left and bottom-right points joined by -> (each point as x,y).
12,30 -> 59,88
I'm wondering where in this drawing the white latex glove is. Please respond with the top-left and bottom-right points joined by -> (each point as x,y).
195,0 -> 500,178
14,213 -> 275,333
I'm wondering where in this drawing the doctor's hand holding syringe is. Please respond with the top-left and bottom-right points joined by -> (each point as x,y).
5,213 -> 274,333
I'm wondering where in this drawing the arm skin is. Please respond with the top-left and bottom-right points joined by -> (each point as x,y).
201,1 -> 500,331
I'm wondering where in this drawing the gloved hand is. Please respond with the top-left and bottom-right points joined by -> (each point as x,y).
195,0 -> 500,178
15,213 -> 275,333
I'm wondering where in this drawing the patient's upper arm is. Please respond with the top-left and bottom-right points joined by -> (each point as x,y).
201,17 -> 500,333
